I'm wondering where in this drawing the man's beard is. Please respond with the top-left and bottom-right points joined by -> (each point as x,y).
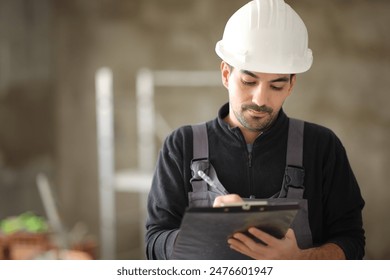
233,104 -> 276,132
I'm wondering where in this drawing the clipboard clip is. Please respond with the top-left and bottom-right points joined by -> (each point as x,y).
220,200 -> 269,210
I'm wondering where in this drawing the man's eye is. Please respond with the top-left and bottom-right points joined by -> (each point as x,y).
241,79 -> 256,86
271,85 -> 283,91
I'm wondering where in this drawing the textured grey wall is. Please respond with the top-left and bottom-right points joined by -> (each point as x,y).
0,0 -> 54,222
0,0 -> 389,259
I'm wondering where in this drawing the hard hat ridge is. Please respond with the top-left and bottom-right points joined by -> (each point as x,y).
215,0 -> 313,74
252,0 -> 285,28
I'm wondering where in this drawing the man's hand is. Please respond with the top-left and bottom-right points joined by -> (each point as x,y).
213,194 -> 243,207
214,195 -> 346,259
227,228 -> 303,260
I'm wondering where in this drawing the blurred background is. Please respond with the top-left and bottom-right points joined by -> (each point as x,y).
0,0 -> 389,260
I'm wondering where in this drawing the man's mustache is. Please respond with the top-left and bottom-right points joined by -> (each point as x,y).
242,104 -> 273,114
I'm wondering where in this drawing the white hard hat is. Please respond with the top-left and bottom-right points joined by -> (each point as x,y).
215,0 -> 313,74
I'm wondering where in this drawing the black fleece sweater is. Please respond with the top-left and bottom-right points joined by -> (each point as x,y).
145,103 -> 365,259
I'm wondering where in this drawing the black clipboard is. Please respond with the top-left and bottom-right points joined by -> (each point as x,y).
171,201 -> 299,260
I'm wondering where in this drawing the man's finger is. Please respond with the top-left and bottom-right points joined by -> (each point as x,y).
213,194 -> 243,207
247,227 -> 280,246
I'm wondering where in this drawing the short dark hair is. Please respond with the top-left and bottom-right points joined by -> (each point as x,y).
226,62 -> 295,82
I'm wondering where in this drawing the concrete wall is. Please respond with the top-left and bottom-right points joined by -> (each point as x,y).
0,0 -> 389,259
0,0 -> 53,220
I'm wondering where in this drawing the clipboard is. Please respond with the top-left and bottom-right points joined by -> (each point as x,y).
171,201 -> 299,260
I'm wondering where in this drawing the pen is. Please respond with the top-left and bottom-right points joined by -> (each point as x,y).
197,170 -> 229,195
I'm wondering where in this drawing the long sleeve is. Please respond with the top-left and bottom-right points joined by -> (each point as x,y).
321,136 -> 365,259
304,123 -> 365,259
145,126 -> 192,259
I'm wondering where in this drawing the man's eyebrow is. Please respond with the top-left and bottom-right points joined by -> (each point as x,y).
241,70 -> 290,83
241,70 -> 258,79
270,76 -> 290,83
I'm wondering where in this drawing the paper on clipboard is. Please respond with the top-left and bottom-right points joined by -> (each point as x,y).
171,202 -> 299,260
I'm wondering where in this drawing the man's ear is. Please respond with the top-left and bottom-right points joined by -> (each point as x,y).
220,61 -> 231,89
287,74 -> 297,96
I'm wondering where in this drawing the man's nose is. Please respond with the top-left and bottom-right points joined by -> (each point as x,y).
251,84 -> 268,106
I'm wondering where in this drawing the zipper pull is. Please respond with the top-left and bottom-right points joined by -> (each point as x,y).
248,153 -> 252,167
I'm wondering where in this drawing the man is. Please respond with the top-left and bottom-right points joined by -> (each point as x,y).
145,0 -> 365,260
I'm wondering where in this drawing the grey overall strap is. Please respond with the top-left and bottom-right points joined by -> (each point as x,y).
189,123 -> 228,207
281,118 -> 305,199
190,124 -> 209,196
192,124 -> 209,161
282,118 -> 313,248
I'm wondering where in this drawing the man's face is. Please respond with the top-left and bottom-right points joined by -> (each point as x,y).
221,61 -> 296,133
